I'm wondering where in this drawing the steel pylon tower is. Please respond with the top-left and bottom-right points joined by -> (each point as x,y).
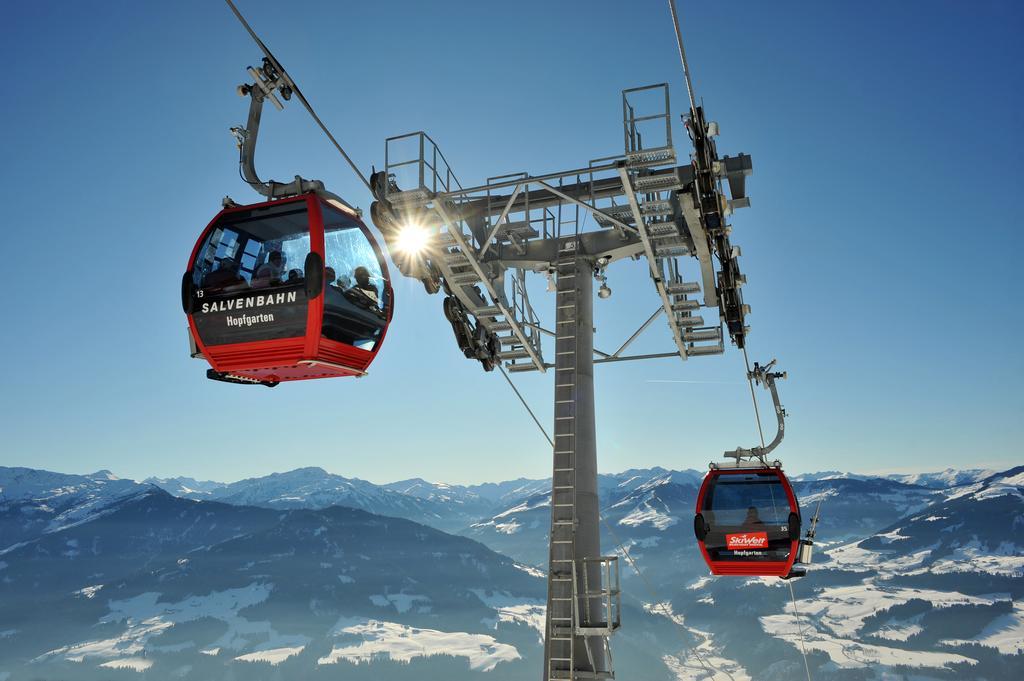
370,83 -> 754,680
544,248 -> 613,679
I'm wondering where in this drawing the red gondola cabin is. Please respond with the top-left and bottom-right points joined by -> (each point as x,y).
182,192 -> 393,385
693,466 -> 801,577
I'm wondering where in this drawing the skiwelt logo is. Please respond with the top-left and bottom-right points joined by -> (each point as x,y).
726,531 -> 768,550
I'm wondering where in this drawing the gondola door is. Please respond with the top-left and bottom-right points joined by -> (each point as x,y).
315,199 -> 393,372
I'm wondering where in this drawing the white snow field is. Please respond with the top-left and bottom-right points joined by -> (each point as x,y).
617,501 -> 678,530
761,612 -> 976,671
73,584 -> 104,599
98,657 -> 153,671
872,617 -> 924,642
471,589 -> 546,642
941,601 -> 1024,655
758,583 -> 1009,670
644,601 -> 752,681
36,583 -> 310,670
906,539 -> 1024,578
234,645 -> 307,665
369,591 -> 432,614
824,538 -> 941,578
777,584 -> 999,638
513,562 -> 546,578
317,616 -> 520,671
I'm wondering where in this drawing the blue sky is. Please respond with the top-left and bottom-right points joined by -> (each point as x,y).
1,0 -> 1021,484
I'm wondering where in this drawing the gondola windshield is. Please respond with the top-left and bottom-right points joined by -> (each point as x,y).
701,472 -> 795,563
190,200 -> 312,346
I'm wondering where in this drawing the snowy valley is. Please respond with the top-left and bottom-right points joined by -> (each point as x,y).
0,464 -> 1020,680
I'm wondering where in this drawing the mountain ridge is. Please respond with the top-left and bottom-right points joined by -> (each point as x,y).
0,463 -> 1021,680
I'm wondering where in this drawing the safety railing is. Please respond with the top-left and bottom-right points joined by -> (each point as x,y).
383,131 -> 463,202
573,556 -> 621,636
508,270 -> 542,350
622,84 -> 675,167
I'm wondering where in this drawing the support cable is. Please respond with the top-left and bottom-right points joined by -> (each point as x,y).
741,345 -> 813,681
223,0 -> 374,194
787,580 -> 814,681
741,346 -> 767,458
498,366 -> 553,448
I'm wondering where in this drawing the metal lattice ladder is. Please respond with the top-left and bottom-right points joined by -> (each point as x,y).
546,241 -> 581,681
544,238 -> 621,681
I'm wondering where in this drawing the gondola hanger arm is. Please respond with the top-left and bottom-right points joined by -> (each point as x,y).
224,0 -> 373,195
723,358 -> 788,465
233,58 -> 354,208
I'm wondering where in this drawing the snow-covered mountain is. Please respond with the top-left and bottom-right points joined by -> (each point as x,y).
0,489 -> 282,606
144,475 -> 226,498
458,465 -> 1024,680
790,470 -> 874,482
152,471 -> 556,532
382,477 -> 550,507
466,469 -> 939,567
0,495 -> 540,678
148,467 -> 708,538
463,468 -> 703,566
791,477 -> 941,540
144,466 -> 982,543
0,487 -> 665,681
578,465 -> 1023,681
0,467 -> 155,551
379,477 -> 499,521
151,467 -> 474,532
8,464 -> 1018,680
885,467 -> 1000,489
824,465 -> 1024,580
790,468 -> 998,489
746,466 -> 1024,678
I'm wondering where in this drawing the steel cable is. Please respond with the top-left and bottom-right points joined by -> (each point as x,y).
223,0 -> 374,194
741,346 -> 767,455
741,348 -> 812,681
788,579 -> 814,681
498,365 -> 553,448
667,0 -> 698,111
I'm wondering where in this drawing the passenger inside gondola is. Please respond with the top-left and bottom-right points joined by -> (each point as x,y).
203,259 -> 247,293
345,266 -> 380,309
252,250 -> 286,288
320,208 -> 390,349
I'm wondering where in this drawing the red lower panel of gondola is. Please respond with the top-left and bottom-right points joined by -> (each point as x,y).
698,543 -> 798,577
203,336 -> 373,382
705,559 -> 797,577
316,338 -> 377,373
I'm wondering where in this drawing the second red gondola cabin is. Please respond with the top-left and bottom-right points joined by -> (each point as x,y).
693,466 -> 801,578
